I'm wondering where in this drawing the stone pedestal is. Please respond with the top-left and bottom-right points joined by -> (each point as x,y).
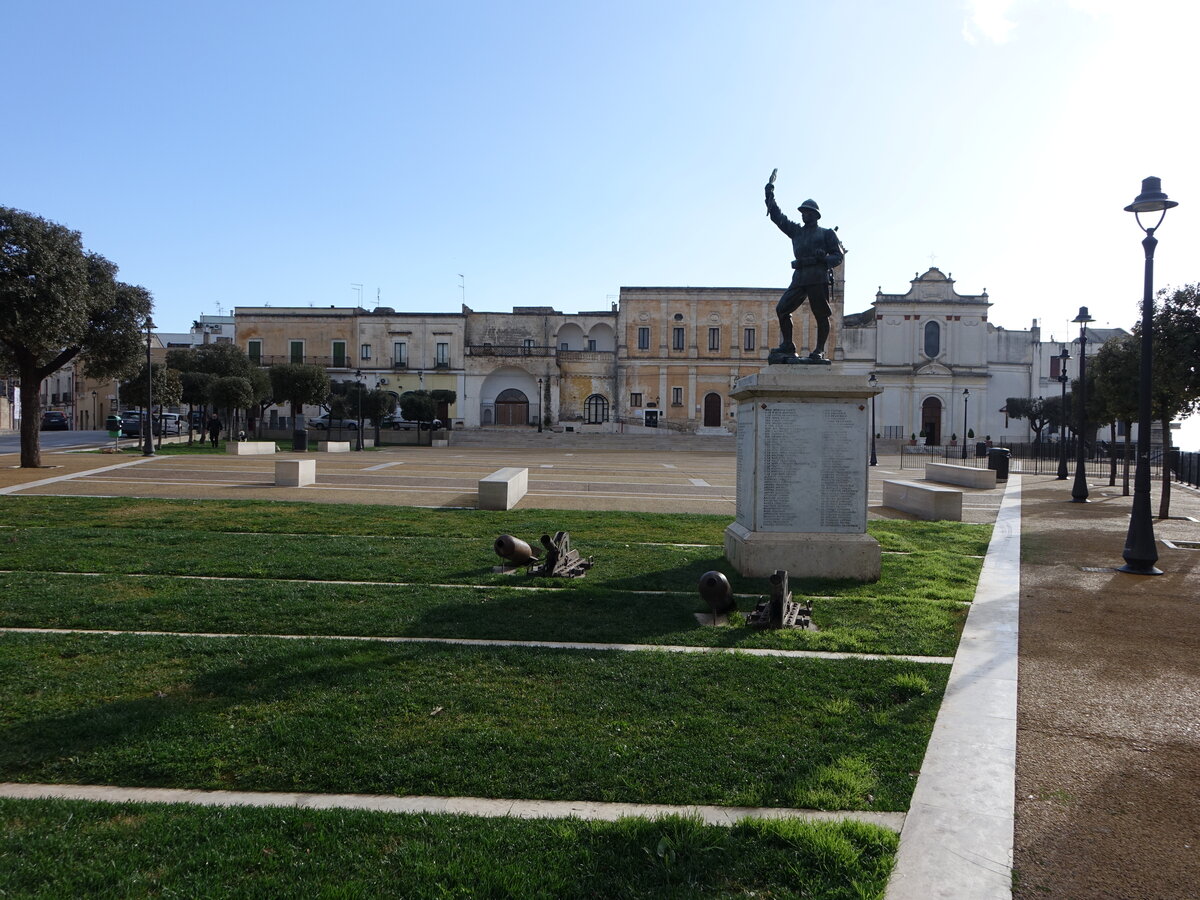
724,367 -> 881,581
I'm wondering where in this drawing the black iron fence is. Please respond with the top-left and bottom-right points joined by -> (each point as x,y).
899,440 -> 1182,482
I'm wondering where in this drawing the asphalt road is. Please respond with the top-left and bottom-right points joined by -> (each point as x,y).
0,430 -> 126,454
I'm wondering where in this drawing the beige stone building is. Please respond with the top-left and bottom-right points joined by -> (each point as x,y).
234,306 -> 466,424
616,275 -> 844,432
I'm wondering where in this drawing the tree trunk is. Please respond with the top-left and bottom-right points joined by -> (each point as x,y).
1108,423 -> 1117,486
1122,421 -> 1132,496
1158,414 -> 1172,519
18,373 -> 43,468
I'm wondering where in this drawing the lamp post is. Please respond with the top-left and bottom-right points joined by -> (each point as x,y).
142,317 -> 155,457
868,373 -> 878,466
91,390 -> 98,432
1070,307 -> 1095,502
537,378 -> 543,432
1120,177 -> 1176,575
355,369 -> 364,451
961,388 -> 970,460
1056,346 -> 1071,479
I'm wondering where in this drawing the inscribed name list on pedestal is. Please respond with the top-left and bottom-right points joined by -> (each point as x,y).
756,401 -> 865,533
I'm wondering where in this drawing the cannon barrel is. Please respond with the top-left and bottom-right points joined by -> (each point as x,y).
494,534 -> 536,565
698,570 -> 735,615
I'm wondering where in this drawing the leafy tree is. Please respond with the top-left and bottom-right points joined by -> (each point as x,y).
247,367 -> 273,436
1005,397 -> 1051,445
179,371 -> 217,443
167,342 -> 256,380
1139,284 -> 1200,517
0,207 -> 151,467
269,363 -> 330,445
399,390 -> 436,425
363,389 -> 398,443
118,363 -> 183,447
209,376 -> 255,436
1091,335 -> 1140,493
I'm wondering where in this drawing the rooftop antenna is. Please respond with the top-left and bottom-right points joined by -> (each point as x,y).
351,283 -> 363,306
376,288 -> 381,306
458,274 -> 465,304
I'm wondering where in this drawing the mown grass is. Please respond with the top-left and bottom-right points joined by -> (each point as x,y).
0,497 -> 987,654
0,798 -> 899,899
0,633 -> 945,811
0,495 -> 989,552
0,571 -> 966,656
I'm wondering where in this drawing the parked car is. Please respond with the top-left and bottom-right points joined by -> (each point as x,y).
120,413 -> 144,437
309,414 -> 358,431
381,415 -> 442,431
153,413 -> 183,435
40,411 -> 69,431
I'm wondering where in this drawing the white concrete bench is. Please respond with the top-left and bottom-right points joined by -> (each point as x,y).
275,459 -> 316,487
227,441 -> 276,456
925,462 -> 997,489
318,441 -> 351,453
882,480 -> 963,521
478,467 -> 528,510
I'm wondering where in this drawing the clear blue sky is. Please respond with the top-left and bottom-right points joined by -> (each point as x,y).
7,0 -> 1198,442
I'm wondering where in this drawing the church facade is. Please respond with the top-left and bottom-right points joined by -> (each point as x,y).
839,268 -> 1047,446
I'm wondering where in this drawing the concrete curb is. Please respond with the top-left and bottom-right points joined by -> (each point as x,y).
887,476 -> 1021,899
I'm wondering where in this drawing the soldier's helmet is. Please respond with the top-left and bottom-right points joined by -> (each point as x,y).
797,199 -> 821,219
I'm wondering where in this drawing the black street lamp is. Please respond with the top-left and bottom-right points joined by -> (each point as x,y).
1120,176 -> 1177,575
868,372 -> 878,467
961,388 -> 970,460
1070,307 -> 1094,502
355,369 -> 364,451
142,317 -> 155,457
91,390 -> 98,432
1056,346 -> 1071,479
537,378 -> 543,433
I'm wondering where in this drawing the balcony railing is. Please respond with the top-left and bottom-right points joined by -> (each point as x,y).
556,349 -> 616,363
465,344 -> 555,358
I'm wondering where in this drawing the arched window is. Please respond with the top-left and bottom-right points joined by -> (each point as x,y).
585,394 -> 609,424
924,320 -> 941,357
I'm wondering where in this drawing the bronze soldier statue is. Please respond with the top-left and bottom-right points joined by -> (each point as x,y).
764,172 -> 843,363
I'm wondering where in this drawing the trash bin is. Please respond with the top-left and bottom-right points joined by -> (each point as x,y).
975,441 -> 987,458
987,447 -> 1011,481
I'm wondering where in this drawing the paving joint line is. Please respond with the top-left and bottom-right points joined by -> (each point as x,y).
0,782 -> 906,831
0,627 -> 954,664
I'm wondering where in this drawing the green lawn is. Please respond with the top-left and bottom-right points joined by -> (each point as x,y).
0,495 -> 992,898
0,497 -> 988,655
0,799 -> 899,899
0,634 -> 944,811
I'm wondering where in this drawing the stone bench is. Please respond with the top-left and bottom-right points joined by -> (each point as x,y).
925,462 -> 997,489
478,467 -> 528,510
227,441 -> 276,456
882,479 -> 963,521
275,459 -> 316,487
318,441 -> 351,453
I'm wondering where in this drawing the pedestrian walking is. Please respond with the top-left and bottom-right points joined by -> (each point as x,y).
207,415 -> 221,448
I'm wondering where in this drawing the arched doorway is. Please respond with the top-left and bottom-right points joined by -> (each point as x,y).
921,397 -> 943,445
495,388 -> 530,425
585,394 -> 609,424
703,392 -> 722,427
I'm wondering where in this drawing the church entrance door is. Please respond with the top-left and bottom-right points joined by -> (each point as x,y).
921,397 -> 943,445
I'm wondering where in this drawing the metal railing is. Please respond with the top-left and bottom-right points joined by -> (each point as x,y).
899,440 -> 1172,480
465,344 -> 555,358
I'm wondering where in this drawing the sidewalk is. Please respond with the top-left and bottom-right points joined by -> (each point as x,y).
1014,475 -> 1200,899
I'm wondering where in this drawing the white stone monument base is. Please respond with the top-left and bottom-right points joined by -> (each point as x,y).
724,522 -> 881,581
